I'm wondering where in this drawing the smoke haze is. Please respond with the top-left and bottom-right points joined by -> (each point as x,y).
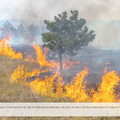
0,0 -> 119,21
0,0 -> 120,49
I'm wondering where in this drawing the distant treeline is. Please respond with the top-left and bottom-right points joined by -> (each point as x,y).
0,21 -> 46,44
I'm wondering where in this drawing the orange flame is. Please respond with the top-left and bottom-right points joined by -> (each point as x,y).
92,71 -> 120,102
10,60 -> 120,102
28,36 -> 36,40
32,43 -> 79,72
24,55 -> 34,62
64,67 -> 89,102
0,35 -> 22,59
1,35 -> 120,102
63,59 -> 80,69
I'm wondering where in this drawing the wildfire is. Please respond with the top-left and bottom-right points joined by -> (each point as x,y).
63,59 -> 80,69
0,34 -> 22,59
33,44 -> 51,66
24,55 -> 34,62
1,35 -> 120,102
64,67 -> 89,102
103,63 -> 110,75
30,73 -> 58,97
28,36 -> 36,40
10,65 -> 40,83
32,43 -> 80,72
92,71 -> 120,102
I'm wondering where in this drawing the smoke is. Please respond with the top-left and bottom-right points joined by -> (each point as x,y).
89,20 -> 120,50
0,0 -> 120,21
0,0 -> 120,49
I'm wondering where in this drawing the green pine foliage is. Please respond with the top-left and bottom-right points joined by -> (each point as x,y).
42,10 -> 96,73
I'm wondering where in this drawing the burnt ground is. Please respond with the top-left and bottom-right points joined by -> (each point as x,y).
11,44 -> 120,93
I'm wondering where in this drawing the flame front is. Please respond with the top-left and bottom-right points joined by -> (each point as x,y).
0,34 -> 23,59
1,35 -> 120,102
92,71 -> 120,102
64,67 -> 89,102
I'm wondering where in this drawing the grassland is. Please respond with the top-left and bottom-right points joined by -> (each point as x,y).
0,55 -> 119,120
0,55 -> 72,102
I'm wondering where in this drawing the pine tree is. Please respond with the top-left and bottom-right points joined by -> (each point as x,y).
42,10 -> 96,73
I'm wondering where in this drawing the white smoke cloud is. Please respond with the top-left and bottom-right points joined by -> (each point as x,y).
0,0 -> 120,49
0,0 -> 120,21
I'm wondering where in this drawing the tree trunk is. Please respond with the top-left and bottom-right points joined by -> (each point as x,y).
59,51 -> 63,74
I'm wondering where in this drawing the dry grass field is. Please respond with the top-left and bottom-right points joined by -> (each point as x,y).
0,55 -> 72,102
0,55 -> 120,120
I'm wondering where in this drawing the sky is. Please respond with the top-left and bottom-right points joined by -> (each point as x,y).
0,0 -> 120,50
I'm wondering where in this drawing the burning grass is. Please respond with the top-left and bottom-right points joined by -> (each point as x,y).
1,35 -> 120,119
0,34 -> 22,59
10,63 -> 120,102
0,55 -> 72,102
1,35 -> 120,103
